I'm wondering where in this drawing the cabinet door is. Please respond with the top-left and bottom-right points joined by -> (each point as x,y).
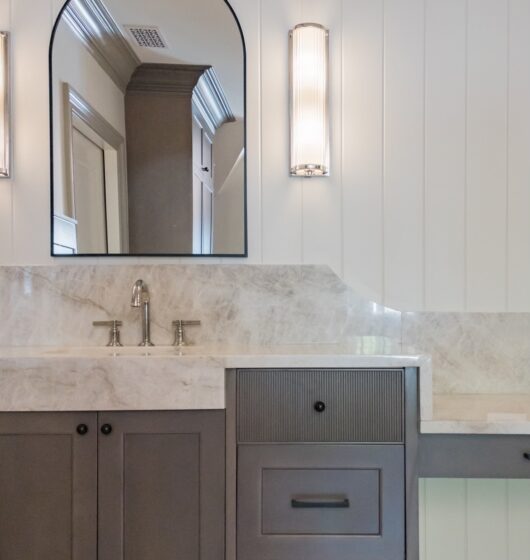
98,411 -> 225,560
0,412 -> 98,560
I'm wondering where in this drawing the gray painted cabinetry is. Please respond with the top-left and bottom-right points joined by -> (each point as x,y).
235,368 -> 415,560
0,410 -> 225,560
0,412 -> 97,560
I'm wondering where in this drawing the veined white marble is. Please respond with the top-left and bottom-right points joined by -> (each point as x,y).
0,265 -> 401,347
0,343 -> 432,417
421,393 -> 530,434
0,355 -> 226,411
402,312 -> 530,394
3,264 -> 530,433
421,421 -> 530,434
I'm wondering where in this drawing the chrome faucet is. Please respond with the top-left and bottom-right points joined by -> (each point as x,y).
131,279 -> 154,346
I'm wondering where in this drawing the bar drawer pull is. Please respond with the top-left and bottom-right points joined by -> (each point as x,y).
291,497 -> 350,509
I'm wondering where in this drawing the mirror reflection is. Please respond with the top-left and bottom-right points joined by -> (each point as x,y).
51,0 -> 246,256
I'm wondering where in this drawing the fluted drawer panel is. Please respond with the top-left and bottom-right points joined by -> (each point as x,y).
237,369 -> 404,443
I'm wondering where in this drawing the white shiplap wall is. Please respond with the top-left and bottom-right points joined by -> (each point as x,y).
0,0 -> 529,312
419,479 -> 530,560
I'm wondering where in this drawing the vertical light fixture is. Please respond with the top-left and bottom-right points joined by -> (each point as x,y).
0,32 -> 9,178
289,23 -> 329,177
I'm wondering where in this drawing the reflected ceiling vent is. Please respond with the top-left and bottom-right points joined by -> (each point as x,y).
125,25 -> 168,48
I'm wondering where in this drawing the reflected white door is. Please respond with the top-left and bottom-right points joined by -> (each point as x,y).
192,118 -> 203,254
192,117 -> 214,254
72,128 -> 107,253
201,131 -> 214,254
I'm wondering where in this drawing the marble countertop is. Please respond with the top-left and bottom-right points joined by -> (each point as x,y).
6,343 -> 530,436
4,343 -> 530,436
422,393 -> 530,435
0,342 -> 433,420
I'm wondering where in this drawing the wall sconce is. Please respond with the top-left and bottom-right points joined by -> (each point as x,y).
0,32 -> 9,178
289,23 -> 329,177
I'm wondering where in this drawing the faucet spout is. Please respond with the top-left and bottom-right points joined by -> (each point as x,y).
131,279 -> 149,307
131,279 -> 154,346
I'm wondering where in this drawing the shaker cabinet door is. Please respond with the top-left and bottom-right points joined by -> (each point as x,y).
97,410 -> 225,560
0,412 -> 98,560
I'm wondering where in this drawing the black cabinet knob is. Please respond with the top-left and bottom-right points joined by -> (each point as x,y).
76,424 -> 89,435
524,452 -> 530,461
101,424 -> 113,436
314,401 -> 326,413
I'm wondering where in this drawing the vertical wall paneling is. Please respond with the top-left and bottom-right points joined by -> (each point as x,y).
507,480 -> 530,560
4,0 -> 530,311
424,0 -> 467,311
0,0 -> 11,263
341,0 -> 384,302
52,0 -> 65,20
467,479 -> 509,560
466,0 -> 509,311
11,0 -> 54,264
420,479 -> 530,560
506,0 -> 530,311
422,479 -> 467,560
298,0 -> 342,274
418,479 -> 427,559
382,0 -> 425,310
0,1 -> 9,33
260,0 -> 303,264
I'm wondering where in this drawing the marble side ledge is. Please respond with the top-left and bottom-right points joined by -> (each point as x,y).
0,345 -> 433,419
421,394 -> 530,435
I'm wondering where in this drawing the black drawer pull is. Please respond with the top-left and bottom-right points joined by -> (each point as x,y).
524,452 -> 530,461
291,497 -> 350,509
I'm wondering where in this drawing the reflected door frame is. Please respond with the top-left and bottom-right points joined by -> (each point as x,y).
60,83 -> 129,253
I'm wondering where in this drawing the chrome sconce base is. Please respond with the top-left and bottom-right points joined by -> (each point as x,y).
290,164 -> 329,178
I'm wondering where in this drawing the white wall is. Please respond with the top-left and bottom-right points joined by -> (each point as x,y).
419,479 -> 530,560
0,0 -> 529,312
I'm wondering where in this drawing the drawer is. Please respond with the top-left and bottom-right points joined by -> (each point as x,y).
237,444 -> 404,560
420,435 -> 530,478
237,369 -> 404,443
262,468 -> 380,535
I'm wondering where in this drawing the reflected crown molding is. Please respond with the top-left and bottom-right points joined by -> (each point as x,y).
63,0 -> 140,92
126,63 -> 235,137
126,63 -> 209,95
193,68 -> 236,137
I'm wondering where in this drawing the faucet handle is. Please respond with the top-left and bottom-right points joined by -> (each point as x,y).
93,320 -> 123,347
172,320 -> 201,347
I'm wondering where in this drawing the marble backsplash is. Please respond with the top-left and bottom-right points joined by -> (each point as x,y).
1,264 -> 529,395
402,312 -> 530,394
0,265 -> 401,348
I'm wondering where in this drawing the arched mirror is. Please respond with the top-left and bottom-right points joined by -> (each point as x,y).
50,0 -> 246,256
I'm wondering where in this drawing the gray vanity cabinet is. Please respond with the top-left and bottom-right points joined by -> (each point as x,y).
0,412 -> 98,560
97,410 -> 225,560
235,368 -> 413,560
0,410 -> 225,560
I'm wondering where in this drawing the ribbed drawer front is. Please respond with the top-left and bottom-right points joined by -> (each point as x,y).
237,369 -> 404,443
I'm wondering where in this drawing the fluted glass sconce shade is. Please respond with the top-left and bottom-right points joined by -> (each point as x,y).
0,32 -> 9,178
289,23 -> 329,177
